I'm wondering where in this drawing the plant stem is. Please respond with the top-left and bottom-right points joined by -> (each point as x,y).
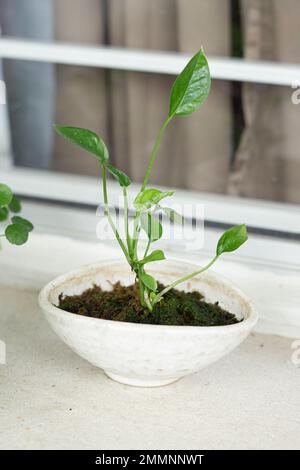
154,255 -> 220,304
140,116 -> 172,192
102,166 -> 130,263
123,187 -> 131,256
143,239 -> 151,258
137,268 -> 146,306
131,210 -> 141,259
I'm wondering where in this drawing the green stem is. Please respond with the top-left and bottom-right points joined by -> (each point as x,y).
143,239 -> 151,258
131,210 -> 141,259
140,116 -> 172,192
137,269 -> 146,306
123,187 -> 131,256
132,116 -> 171,259
102,166 -> 130,263
154,255 -> 220,304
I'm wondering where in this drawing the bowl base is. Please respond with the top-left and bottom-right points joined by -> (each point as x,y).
104,371 -> 180,388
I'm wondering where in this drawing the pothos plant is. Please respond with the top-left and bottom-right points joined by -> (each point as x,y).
0,183 -> 34,249
55,49 -> 247,311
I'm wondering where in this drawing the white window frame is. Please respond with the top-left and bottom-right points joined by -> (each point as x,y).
1,38 -> 300,240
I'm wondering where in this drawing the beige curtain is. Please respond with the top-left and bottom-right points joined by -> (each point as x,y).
108,0 -> 232,192
52,0 -> 300,204
52,0 -> 108,176
228,0 -> 300,203
53,0 -> 232,193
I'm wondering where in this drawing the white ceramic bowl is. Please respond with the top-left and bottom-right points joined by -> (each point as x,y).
39,259 -> 258,387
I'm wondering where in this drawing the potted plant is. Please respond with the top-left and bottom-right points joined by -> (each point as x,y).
0,183 -> 33,247
39,49 -> 257,387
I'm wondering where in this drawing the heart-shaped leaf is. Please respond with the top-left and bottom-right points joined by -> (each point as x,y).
9,195 -> 22,213
216,224 -> 248,256
0,207 -> 9,222
139,271 -> 157,292
141,213 -> 163,242
54,125 -> 109,165
140,250 -> 165,265
11,216 -> 34,233
5,223 -> 29,245
134,188 -> 174,211
106,164 -> 131,187
169,48 -> 211,117
0,183 -> 13,207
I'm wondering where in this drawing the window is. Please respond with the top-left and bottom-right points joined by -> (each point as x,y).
1,0 -> 300,239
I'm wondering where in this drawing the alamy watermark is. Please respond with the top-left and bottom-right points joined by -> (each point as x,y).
0,340 -> 6,365
0,80 -> 6,105
291,339 -> 300,367
96,199 -> 205,250
291,81 -> 300,105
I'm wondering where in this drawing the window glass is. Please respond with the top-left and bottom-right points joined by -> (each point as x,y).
1,0 -> 300,205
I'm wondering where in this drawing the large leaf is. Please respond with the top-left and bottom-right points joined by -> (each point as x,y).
5,223 -> 29,245
141,213 -> 163,242
106,164 -> 131,187
139,250 -> 166,265
169,48 -> 211,117
12,216 -> 34,233
9,195 -> 22,213
134,188 -> 174,211
0,183 -> 13,207
216,224 -> 248,256
139,271 -> 157,292
54,125 -> 109,165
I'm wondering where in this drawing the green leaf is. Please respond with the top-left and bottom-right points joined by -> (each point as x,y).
162,207 -> 184,225
216,224 -> 248,256
141,213 -> 163,242
11,216 -> 34,233
54,125 -> 109,165
139,250 -> 166,265
139,271 -> 157,292
9,195 -> 22,213
0,207 -> 9,222
106,164 -> 131,187
0,183 -> 13,207
169,48 -> 211,117
134,188 -> 174,211
5,223 -> 29,245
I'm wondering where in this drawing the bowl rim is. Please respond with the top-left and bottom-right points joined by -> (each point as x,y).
38,258 -> 258,334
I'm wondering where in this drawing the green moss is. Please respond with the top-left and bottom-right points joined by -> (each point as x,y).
58,282 -> 240,327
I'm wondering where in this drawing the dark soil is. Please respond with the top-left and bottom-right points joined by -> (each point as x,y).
57,282 -> 240,327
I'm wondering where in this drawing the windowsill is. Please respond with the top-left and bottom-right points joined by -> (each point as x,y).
0,282 -> 299,450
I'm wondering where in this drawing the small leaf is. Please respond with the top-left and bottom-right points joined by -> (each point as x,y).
139,271 -> 157,292
0,183 -> 13,207
141,213 -> 163,242
0,207 -> 9,222
134,188 -> 174,211
9,195 -> 22,213
162,207 -> 184,225
216,224 -> 248,256
169,48 -> 211,117
106,164 -> 131,187
5,223 -> 29,245
140,250 -> 166,265
54,125 -> 109,165
11,216 -> 34,233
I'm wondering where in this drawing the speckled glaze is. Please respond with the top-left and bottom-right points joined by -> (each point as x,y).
39,259 -> 258,387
